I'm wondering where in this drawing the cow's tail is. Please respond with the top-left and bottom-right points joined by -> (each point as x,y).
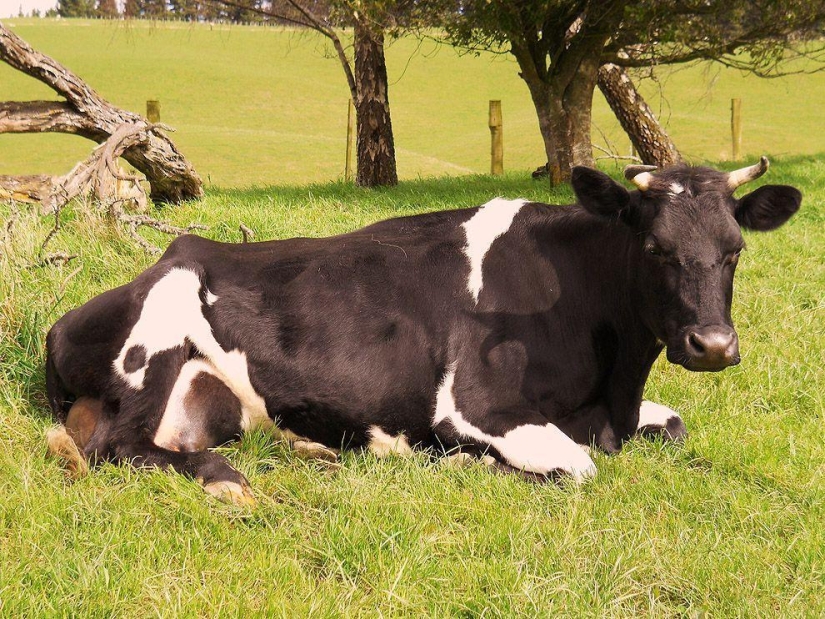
45,330 -> 71,424
45,328 -> 92,478
46,426 -> 89,478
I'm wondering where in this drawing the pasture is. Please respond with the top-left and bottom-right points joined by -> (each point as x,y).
2,18 -> 825,184
1,18 -> 824,617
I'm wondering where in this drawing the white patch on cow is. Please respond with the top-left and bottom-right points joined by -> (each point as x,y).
114,267 -> 270,433
638,400 -> 681,430
368,426 -> 413,457
205,289 -> 219,306
433,368 -> 596,481
461,198 -> 527,302
670,182 -> 685,195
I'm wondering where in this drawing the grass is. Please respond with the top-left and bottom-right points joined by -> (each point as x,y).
2,19 -> 825,186
1,153 -> 823,615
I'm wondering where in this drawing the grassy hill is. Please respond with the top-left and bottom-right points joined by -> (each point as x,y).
1,18 -> 824,186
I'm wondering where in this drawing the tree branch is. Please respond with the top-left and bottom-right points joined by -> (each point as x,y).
207,0 -> 357,101
0,100 -> 107,139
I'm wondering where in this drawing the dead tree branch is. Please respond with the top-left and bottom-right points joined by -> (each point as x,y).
0,21 -> 203,203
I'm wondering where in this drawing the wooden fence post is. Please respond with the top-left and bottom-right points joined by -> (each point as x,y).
731,98 -> 742,161
345,99 -> 354,182
146,100 -> 161,123
489,100 -> 503,175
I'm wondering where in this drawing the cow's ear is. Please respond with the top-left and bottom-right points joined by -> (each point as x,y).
735,185 -> 801,231
571,166 -> 631,218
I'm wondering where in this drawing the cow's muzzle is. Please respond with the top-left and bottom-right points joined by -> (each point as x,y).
669,326 -> 740,372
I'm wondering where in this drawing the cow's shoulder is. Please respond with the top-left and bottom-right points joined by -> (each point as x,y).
160,233 -> 222,262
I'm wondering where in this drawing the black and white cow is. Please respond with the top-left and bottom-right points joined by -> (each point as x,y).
45,159 -> 800,504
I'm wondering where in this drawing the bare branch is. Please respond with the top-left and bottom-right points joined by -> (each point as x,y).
206,0 -> 357,100
36,251 -> 78,267
239,223 -> 255,243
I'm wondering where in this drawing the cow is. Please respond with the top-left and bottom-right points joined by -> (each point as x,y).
44,158 -> 801,505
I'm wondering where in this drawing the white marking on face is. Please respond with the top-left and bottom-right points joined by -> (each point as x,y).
114,268 -> 270,432
670,182 -> 685,195
461,198 -> 527,302
205,289 -> 219,306
368,426 -> 413,457
434,368 -> 596,480
637,400 -> 681,430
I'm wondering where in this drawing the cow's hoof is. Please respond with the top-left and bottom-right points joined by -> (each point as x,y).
442,451 -> 476,468
202,480 -> 257,507
637,401 -> 688,442
46,426 -> 89,479
557,455 -> 597,483
488,452 -> 597,483
292,440 -> 340,465
542,447 -> 598,483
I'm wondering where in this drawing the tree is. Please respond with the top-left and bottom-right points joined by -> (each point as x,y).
439,1 -> 825,183
96,0 -> 119,18
597,63 -> 680,166
123,0 -> 140,18
58,0 -> 97,18
211,0 -> 414,187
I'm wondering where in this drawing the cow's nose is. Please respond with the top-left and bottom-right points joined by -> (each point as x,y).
684,327 -> 740,371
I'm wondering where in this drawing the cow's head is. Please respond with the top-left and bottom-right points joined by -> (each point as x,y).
571,157 -> 801,372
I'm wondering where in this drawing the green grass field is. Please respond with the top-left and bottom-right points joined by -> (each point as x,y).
1,18 -> 825,186
1,17 -> 824,617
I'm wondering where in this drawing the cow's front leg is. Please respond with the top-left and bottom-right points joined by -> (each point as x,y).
636,400 -> 687,441
434,411 -> 596,482
113,441 -> 256,506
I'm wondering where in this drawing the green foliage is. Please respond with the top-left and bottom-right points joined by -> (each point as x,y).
608,0 -> 825,74
0,156 -> 823,615
439,0 -> 825,75
57,0 -> 97,18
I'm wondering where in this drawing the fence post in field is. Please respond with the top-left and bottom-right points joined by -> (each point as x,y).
345,99 -> 354,182
731,98 -> 742,161
489,100 -> 503,175
146,100 -> 161,123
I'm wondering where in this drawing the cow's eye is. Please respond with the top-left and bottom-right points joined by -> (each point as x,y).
724,249 -> 742,266
644,242 -> 663,256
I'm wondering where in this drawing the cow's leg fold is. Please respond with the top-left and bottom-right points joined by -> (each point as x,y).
114,441 -> 256,506
635,400 -> 687,441
434,412 -> 597,482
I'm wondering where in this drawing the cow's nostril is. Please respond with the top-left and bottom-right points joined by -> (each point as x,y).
687,332 -> 706,356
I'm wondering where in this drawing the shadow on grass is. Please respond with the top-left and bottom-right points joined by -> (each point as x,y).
201,171 -> 577,215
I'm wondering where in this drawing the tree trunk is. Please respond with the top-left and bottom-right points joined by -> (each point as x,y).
519,73 -> 599,185
0,21 -> 202,204
597,63 -> 681,166
353,19 -> 397,188
511,16 -> 611,185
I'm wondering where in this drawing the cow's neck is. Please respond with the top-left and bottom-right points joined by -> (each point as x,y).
526,206 -> 663,441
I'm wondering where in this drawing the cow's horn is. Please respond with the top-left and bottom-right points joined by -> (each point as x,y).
624,165 -> 657,191
728,156 -> 769,190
